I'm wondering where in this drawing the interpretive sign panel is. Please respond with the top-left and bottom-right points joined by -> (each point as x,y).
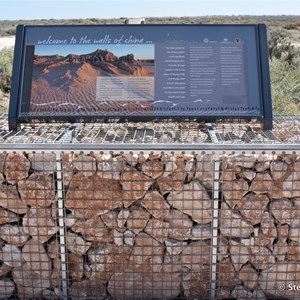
9,24 -> 272,130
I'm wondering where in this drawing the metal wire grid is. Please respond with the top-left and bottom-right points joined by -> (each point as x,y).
0,152 -> 63,299
1,150 -> 300,299
62,151 -> 214,299
218,152 -> 300,299
1,115 -> 300,145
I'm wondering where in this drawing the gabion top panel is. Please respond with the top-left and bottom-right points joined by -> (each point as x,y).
0,115 -> 300,149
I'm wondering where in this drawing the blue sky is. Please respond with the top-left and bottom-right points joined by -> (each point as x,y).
0,0 -> 299,20
35,44 -> 155,59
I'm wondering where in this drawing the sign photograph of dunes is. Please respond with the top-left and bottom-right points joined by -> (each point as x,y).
28,44 -> 155,116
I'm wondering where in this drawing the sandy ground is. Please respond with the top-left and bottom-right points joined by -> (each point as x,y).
0,36 -> 15,50
292,41 -> 300,48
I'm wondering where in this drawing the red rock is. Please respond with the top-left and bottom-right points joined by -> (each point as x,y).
0,280 -> 15,298
13,262 -> 51,298
181,241 -> 211,271
113,228 -> 124,246
126,206 -> 151,235
130,232 -> 164,266
144,219 -> 169,243
231,285 -> 253,299
220,202 -> 253,238
240,169 -> 256,181
167,209 -> 192,240
183,268 -> 210,298
270,161 -> 288,181
69,279 -> 106,299
0,183 -> 28,214
62,154 -> 76,187
238,193 -> 270,225
238,264 -> 258,290
226,154 -> 256,169
66,232 -> 91,255
287,242 -> 300,260
161,253 -> 185,274
98,155 -> 126,180
0,153 -> 7,173
259,262 -> 300,298
218,237 -> 229,261
290,218 -> 300,244
165,239 -> 187,256
191,223 -> 211,240
273,240 -> 288,261
2,244 -> 22,267
117,209 -> 130,228
250,173 -> 273,195
122,153 -> 138,167
254,228 -> 275,248
269,199 -> 295,225
0,224 -> 29,246
167,181 -> 212,224
277,224 -> 290,239
87,244 -> 132,282
23,208 -> 58,243
41,289 -> 60,300
100,210 -> 119,229
121,169 -> 154,207
251,287 -> 267,300
223,179 -> 248,208
4,153 -> 30,184
220,165 -> 236,182
48,239 -> 60,259
255,161 -> 270,172
124,230 -> 135,246
141,191 -> 170,219
250,246 -> 276,270
163,161 -> 177,177
66,173 -> 123,218
18,172 -> 55,207
71,217 -> 112,243
0,263 -> 11,277
68,253 -> 84,281
229,241 -> 250,271
0,173 -> 4,183
260,211 -> 277,238
194,154 -> 214,189
142,160 -> 164,179
28,153 -> 56,173
73,155 -> 96,177
107,267 -> 181,299
0,207 -> 18,224
51,258 -> 62,288
217,257 -> 239,289
276,172 -> 300,198
157,170 -> 186,195
22,240 -> 51,278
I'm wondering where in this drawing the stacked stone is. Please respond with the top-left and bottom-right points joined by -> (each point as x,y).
63,152 -> 213,299
218,153 -> 300,299
2,150 -> 300,299
0,152 -> 62,299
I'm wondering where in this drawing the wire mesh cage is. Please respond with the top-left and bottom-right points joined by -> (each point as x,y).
0,152 -> 63,299
62,151 -> 214,299
217,152 -> 300,299
1,117 -> 300,298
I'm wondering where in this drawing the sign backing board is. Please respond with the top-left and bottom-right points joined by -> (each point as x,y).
9,24 -> 272,130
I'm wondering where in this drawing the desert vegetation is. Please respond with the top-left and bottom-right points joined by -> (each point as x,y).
0,16 -> 300,115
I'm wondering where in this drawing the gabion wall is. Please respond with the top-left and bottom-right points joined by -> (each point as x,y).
0,151 -> 299,299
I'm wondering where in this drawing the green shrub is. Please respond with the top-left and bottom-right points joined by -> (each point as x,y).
0,46 -> 14,92
284,20 -> 300,30
270,59 -> 300,114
